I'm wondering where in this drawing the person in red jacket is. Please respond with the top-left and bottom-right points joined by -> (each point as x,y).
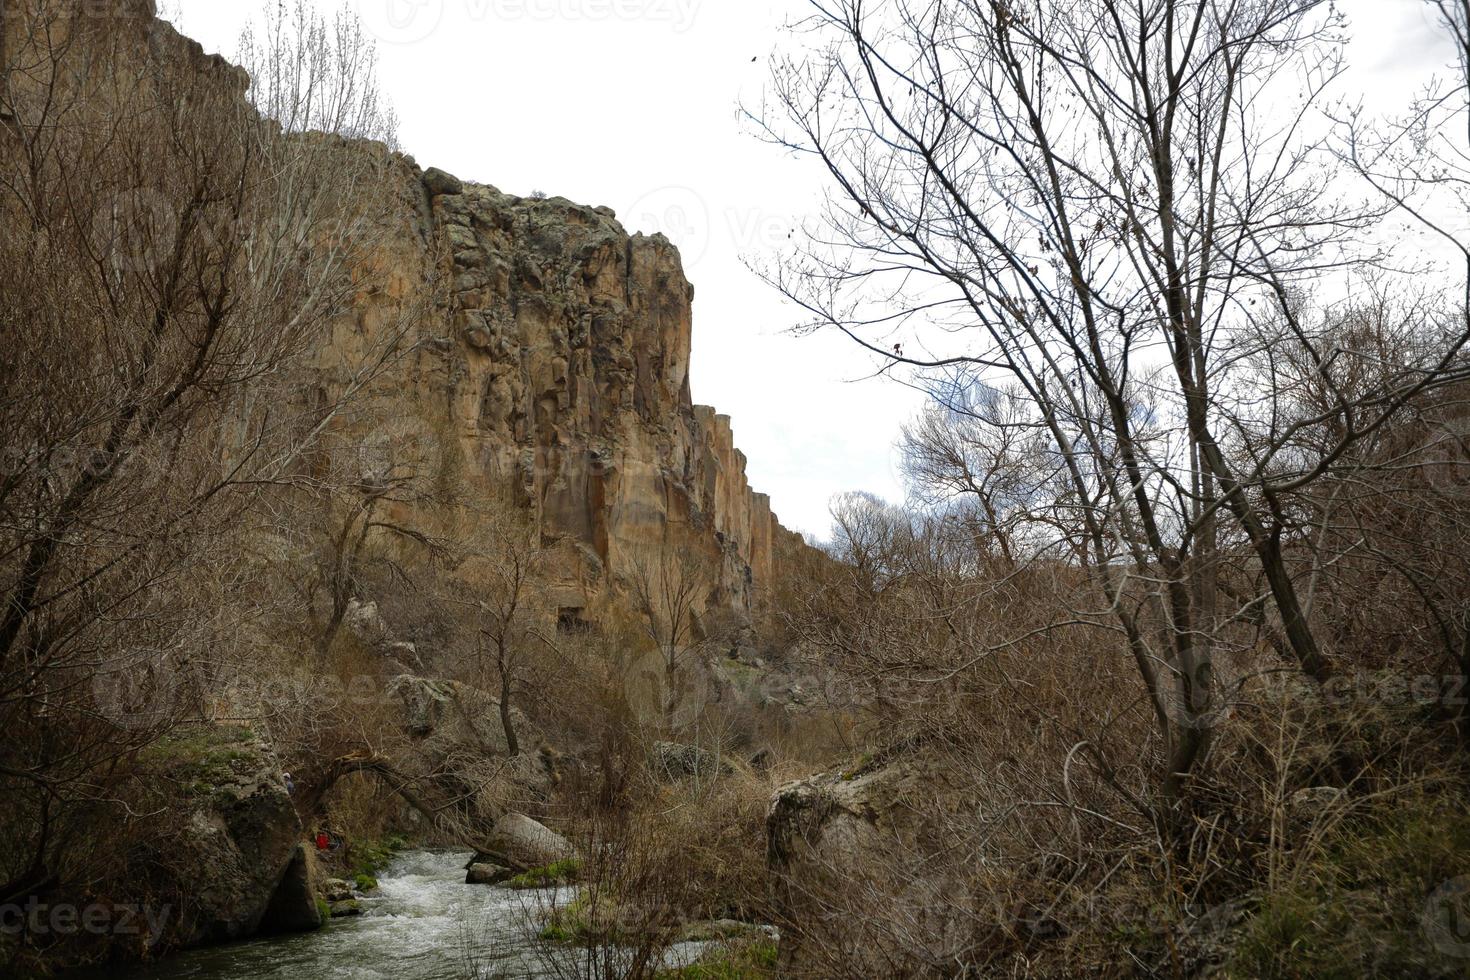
315,830 -> 329,852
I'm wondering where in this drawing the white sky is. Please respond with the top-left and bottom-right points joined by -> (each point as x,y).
164,0 -> 1458,540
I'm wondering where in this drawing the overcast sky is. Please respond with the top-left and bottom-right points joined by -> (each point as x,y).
165,0 -> 1457,539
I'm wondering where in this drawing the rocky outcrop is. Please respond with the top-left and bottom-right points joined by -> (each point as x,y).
257,844 -> 323,935
384,674 -> 552,806
766,746 -> 978,976
321,159 -> 808,629
388,674 -> 529,753
134,727 -> 316,948
55,4 -> 810,635
290,674 -> 554,831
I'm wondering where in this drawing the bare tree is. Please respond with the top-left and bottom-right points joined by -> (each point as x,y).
0,0 -> 399,914
753,0 -> 1470,810
457,499 -> 558,757
631,533 -> 714,737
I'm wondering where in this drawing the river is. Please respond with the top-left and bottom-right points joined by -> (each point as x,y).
84,849 -> 689,980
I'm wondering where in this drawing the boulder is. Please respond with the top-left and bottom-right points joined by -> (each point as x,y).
343,597 -> 390,645
384,675 -> 552,807
388,675 -> 528,753
134,727 -> 312,948
257,844 -> 323,935
482,812 -> 576,872
466,861 -> 514,885
422,166 -> 463,196
383,640 -> 422,669
767,745 -> 977,976
322,878 -> 353,903
328,900 -> 363,918
651,741 -> 733,782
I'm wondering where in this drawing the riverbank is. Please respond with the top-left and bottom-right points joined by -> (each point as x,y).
70,849 -> 757,980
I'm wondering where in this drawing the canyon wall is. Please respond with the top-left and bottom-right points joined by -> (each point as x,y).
328,159 -> 805,627
19,0 -> 804,630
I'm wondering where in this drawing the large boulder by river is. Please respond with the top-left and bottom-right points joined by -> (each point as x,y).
258,843 -> 324,934
135,726 -> 319,948
766,743 -> 979,976
481,812 -> 577,872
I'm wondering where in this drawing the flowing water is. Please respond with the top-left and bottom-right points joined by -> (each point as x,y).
85,850 -> 602,979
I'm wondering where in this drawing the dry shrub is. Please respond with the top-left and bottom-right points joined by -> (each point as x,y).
460,764 -> 772,980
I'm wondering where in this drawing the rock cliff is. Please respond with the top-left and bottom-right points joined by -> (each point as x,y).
332,159 -> 806,626
32,0 -> 803,631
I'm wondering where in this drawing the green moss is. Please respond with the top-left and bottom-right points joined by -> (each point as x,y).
536,891 -> 633,943
656,940 -> 779,979
353,873 -> 379,892
506,858 -> 582,890
141,725 -> 255,760
537,921 -> 575,942
347,834 -> 410,878
139,726 -> 262,797
537,892 -> 597,942
315,898 -> 330,929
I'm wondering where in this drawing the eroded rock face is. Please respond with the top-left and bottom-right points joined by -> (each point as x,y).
136,729 -> 309,949
330,164 -> 808,630
257,843 -> 323,935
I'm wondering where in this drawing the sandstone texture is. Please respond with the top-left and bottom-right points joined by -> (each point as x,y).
329,158 -> 807,630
